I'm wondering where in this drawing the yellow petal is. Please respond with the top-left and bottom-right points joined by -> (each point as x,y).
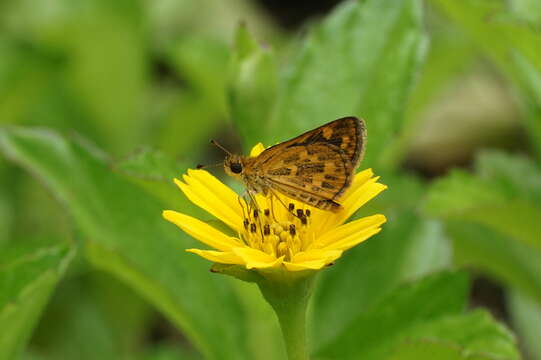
186,249 -> 243,264
326,227 -> 383,251
284,260 -> 327,271
232,247 -> 283,269
292,249 -> 343,262
309,169 -> 374,231
176,169 -> 243,231
313,174 -> 387,233
163,210 -> 242,251
284,249 -> 342,271
312,214 -> 386,250
250,143 -> 266,157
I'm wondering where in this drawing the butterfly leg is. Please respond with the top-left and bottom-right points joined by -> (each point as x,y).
267,187 -> 300,219
244,190 -> 267,240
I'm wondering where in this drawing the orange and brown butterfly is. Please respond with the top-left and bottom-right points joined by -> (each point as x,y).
220,116 -> 366,212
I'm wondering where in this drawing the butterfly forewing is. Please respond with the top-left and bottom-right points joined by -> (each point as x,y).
248,117 -> 366,212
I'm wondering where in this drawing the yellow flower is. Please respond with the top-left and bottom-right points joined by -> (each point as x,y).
163,144 -> 387,272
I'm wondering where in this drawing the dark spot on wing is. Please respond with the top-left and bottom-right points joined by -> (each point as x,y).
295,163 -> 325,175
267,168 -> 292,176
324,174 -> 338,181
317,154 -> 330,161
327,136 -> 343,147
321,181 -> 335,189
283,154 -> 300,164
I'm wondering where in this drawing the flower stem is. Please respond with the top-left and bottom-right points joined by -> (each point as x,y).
257,273 -> 315,360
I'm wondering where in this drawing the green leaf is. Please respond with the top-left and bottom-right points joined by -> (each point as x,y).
510,0 -> 541,24
27,273 -> 137,360
114,148 -> 185,182
0,243 -> 73,360
310,208 -> 451,348
227,24 -> 278,151
137,344 -> 202,360
0,127 -> 252,360
424,151 -> 541,253
315,271 -> 469,360
386,341 -> 474,360
509,290 -> 541,360
267,0 -> 426,170
386,308 -> 521,360
447,220 -> 541,304
404,310 -> 519,360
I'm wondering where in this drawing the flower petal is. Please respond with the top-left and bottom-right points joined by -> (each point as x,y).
250,143 -> 266,157
292,249 -> 343,263
313,171 -> 387,233
232,247 -> 283,269
283,249 -> 342,271
325,227 -> 383,251
284,261 -> 327,271
163,210 -> 242,251
311,214 -> 387,250
177,169 -> 243,231
186,249 -> 243,264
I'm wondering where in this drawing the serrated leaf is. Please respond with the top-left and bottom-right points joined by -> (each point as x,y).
0,243 -> 73,360
0,127 -> 252,360
315,271 -> 469,360
405,310 -> 519,360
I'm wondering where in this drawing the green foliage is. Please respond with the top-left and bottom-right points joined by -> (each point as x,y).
0,242 -> 73,359
231,0 -> 426,171
425,152 -> 541,303
509,291 -> 541,359
316,271 -> 470,359
0,0 -> 539,358
0,127 -> 252,360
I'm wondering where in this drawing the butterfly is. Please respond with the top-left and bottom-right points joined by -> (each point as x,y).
221,117 -> 366,212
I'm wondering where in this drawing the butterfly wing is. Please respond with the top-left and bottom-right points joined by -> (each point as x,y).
251,117 -> 366,211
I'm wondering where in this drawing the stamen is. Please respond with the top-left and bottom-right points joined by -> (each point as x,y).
305,209 -> 311,217
272,223 -> 284,235
277,242 -> 288,258
300,215 -> 307,225
289,224 -> 296,236
263,224 -> 270,236
250,223 -> 257,233
253,209 -> 259,219
296,209 -> 304,218
264,209 -> 270,217
288,203 -> 295,212
243,219 -> 249,230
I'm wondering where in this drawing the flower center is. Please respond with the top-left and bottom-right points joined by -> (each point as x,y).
240,202 -> 312,261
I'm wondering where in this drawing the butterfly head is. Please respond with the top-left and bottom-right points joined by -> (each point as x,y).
224,154 -> 245,178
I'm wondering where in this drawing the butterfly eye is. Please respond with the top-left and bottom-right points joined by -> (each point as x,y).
230,162 -> 243,174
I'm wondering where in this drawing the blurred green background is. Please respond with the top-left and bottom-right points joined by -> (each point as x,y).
1,0 -> 540,359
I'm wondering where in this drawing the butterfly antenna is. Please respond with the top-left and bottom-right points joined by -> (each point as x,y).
196,162 -> 223,169
210,139 -> 232,156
